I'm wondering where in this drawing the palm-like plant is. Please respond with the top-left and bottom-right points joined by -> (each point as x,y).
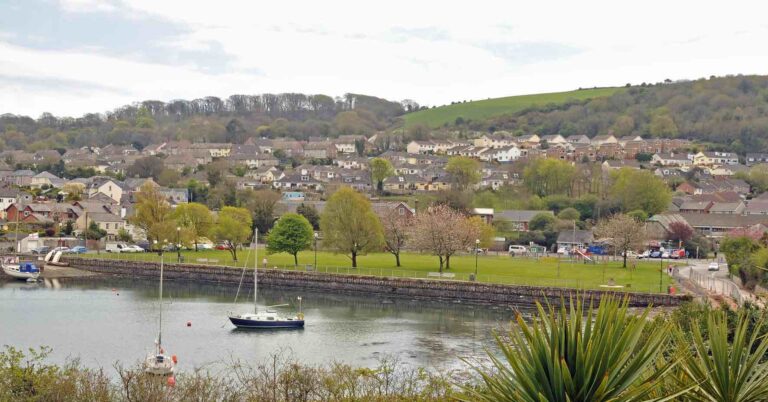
677,310 -> 768,402
461,296 -> 678,402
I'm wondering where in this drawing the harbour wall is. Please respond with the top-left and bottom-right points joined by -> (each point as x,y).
66,258 -> 690,307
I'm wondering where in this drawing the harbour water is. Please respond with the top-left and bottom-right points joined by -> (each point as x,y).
0,277 -> 519,372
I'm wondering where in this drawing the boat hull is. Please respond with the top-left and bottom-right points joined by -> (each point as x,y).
228,316 -> 305,329
2,266 -> 40,281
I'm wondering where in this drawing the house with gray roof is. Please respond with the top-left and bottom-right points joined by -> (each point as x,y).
494,210 -> 554,232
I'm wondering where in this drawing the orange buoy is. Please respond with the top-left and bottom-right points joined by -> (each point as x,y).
167,376 -> 176,387
186,321 -> 191,327
171,355 -> 178,364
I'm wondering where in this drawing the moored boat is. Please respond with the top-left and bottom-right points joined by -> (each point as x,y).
228,229 -> 305,330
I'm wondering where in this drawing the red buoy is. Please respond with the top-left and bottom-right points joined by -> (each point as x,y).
167,376 -> 176,387
172,355 -> 178,364
186,321 -> 192,327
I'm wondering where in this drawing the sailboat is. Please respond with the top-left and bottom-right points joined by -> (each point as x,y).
144,248 -> 176,375
228,229 -> 305,329
1,256 -> 40,281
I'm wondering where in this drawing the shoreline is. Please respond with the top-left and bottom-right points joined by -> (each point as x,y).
65,257 -> 690,307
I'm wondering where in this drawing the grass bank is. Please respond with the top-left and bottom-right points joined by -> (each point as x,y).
78,249 -> 674,293
403,87 -> 623,127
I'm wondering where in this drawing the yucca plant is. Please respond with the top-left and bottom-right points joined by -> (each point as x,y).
460,296 -> 679,402
677,309 -> 768,402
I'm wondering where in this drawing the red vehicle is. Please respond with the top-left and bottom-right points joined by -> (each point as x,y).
215,242 -> 231,250
668,249 -> 686,259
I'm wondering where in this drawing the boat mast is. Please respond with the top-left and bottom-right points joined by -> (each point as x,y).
158,250 -> 164,354
253,228 -> 259,314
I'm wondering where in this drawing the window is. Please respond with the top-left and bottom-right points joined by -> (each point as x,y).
399,208 -> 405,215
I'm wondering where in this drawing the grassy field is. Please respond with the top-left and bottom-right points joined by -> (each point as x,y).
80,248 -> 674,293
403,87 -> 624,128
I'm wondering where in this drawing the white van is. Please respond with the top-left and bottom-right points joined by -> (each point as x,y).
508,245 -> 527,255
106,243 -> 130,253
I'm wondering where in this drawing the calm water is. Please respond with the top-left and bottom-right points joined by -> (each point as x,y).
0,277 -> 519,372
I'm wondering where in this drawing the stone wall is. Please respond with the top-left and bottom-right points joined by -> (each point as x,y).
67,258 -> 690,307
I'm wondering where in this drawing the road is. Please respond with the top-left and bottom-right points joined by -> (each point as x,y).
676,259 -> 756,304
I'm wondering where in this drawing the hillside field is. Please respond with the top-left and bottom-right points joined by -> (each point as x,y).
403,87 -> 624,128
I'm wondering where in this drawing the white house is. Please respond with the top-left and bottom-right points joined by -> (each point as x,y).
406,141 -> 436,154
87,178 -> 123,203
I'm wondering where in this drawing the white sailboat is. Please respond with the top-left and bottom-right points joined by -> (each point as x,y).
1,256 -> 40,281
228,229 -> 305,329
144,247 -> 175,375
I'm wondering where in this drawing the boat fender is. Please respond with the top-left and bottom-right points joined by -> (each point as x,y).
297,313 -> 304,320
167,376 -> 176,387
172,355 -> 178,364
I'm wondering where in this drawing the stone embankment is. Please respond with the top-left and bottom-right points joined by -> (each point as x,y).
67,258 -> 690,307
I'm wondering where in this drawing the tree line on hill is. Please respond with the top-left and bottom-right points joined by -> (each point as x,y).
443,75 -> 768,153
0,93 -> 409,152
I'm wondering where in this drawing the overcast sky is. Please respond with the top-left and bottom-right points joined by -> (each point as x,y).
2,0 -> 768,117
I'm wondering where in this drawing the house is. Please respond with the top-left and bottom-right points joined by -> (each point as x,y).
159,188 -> 189,205
76,212 -> 124,240
566,135 -> 591,145
652,152 -> 692,167
745,200 -> 768,215
648,213 -> 768,239
30,171 -> 64,189
709,201 -> 746,215
617,135 -> 644,147
517,134 -> 540,148
282,191 -> 305,202
4,169 -> 35,187
272,169 -> 324,192
303,141 -> 335,159
474,134 -> 518,149
87,178 -> 124,203
189,143 -> 232,158
481,145 -> 521,163
406,141 -> 436,155
540,134 -> 567,145
556,230 -> 594,250
746,154 -> 768,166
0,188 -> 20,219
493,210 -> 553,232
470,208 -> 494,225
164,153 -> 198,172
371,201 -> 415,218
692,151 -> 739,166
591,134 -> 618,147
382,175 -> 430,194
678,201 -> 713,214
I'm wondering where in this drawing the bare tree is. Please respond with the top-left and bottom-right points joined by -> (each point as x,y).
595,214 -> 647,268
378,208 -> 410,267
409,204 -> 479,272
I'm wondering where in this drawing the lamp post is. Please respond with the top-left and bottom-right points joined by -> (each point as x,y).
474,239 -> 480,280
313,232 -> 318,269
176,226 -> 181,263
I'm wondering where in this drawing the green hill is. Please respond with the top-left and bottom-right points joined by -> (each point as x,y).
403,87 -> 624,128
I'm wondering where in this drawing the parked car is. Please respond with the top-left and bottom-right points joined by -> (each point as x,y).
197,242 -> 214,250
508,245 -> 527,255
31,246 -> 51,255
215,242 -> 231,250
624,251 -> 640,259
638,250 -> 651,259
708,262 -> 720,271
649,250 -> 662,258
67,246 -> 87,254
106,243 -> 134,253
123,245 -> 145,253
661,251 -> 670,259
51,246 -> 70,253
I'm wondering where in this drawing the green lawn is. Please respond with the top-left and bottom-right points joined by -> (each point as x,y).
80,249 -> 673,293
403,87 -> 624,128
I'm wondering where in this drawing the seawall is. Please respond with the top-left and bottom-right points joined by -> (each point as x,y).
66,258 -> 690,307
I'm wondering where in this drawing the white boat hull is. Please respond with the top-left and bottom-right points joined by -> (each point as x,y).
2,265 -> 40,280
144,353 -> 175,376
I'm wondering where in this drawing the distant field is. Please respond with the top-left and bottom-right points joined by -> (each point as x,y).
403,87 -> 624,128
77,248 -> 673,293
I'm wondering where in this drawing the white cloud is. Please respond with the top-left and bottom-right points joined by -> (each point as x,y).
3,0 -> 768,117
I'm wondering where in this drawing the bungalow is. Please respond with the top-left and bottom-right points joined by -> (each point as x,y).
30,171 -> 64,189
273,170 -> 324,192
406,140 -> 436,155
371,201 -> 415,218
556,230 -> 594,250
303,141 -> 335,159
709,201 -> 746,215
652,152 -> 692,167
382,175 -> 429,194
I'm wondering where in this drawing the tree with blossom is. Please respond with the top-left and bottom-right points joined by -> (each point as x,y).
410,204 -> 479,272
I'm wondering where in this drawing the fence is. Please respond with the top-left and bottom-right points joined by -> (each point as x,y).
68,253 -> 669,294
687,270 -> 756,305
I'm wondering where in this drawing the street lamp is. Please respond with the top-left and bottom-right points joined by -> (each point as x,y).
176,226 -> 181,263
474,239 -> 480,280
313,232 -> 319,269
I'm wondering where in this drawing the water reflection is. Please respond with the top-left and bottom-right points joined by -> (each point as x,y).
0,277 -> 520,371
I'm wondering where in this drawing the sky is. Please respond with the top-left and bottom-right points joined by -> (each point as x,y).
2,0 -> 768,118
